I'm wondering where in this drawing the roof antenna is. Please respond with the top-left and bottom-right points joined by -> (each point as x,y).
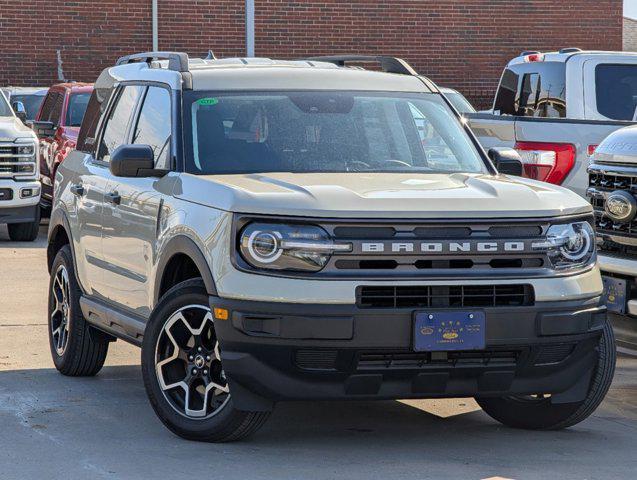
205,50 -> 216,60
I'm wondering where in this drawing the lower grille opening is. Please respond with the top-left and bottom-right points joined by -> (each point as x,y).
357,284 -> 534,309
534,344 -> 575,365
295,350 -> 338,371
357,350 -> 519,370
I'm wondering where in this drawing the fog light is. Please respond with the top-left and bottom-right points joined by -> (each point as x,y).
20,187 -> 39,198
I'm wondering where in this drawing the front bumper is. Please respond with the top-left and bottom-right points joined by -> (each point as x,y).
0,179 -> 40,211
598,253 -> 637,350
211,295 -> 606,411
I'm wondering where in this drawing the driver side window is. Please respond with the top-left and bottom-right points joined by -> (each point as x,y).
96,85 -> 144,162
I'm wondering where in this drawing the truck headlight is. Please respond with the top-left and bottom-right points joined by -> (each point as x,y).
16,144 -> 34,156
239,222 -> 351,272
534,221 -> 595,271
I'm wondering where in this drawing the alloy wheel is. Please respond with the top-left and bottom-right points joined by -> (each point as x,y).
50,264 -> 71,356
155,305 -> 230,419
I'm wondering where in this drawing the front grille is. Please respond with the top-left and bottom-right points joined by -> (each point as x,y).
0,142 -> 36,178
324,220 -> 550,276
357,350 -> 519,370
356,284 -> 534,309
588,164 -> 637,239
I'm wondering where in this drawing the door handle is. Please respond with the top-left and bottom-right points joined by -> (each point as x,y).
70,184 -> 84,197
105,191 -> 121,206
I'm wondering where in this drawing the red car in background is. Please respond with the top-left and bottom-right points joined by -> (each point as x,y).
31,82 -> 93,211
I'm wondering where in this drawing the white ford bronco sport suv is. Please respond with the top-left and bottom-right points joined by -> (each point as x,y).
0,90 -> 41,241
47,52 -> 614,442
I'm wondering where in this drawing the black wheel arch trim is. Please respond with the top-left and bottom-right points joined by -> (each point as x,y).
153,235 -> 218,306
47,209 -> 78,274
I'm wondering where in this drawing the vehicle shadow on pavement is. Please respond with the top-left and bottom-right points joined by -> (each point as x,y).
0,364 -> 635,479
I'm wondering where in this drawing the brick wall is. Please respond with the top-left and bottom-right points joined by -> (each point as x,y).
0,1 -> 623,109
624,16 -> 637,51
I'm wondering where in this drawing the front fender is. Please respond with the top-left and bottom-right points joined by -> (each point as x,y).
152,234 -> 218,306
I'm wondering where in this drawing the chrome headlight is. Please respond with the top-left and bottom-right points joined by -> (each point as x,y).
534,221 -> 595,271
16,144 -> 34,157
239,222 -> 351,272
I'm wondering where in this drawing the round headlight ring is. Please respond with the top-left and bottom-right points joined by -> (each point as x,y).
559,223 -> 592,261
246,230 -> 283,263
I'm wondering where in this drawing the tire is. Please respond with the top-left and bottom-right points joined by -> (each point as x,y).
48,245 -> 109,376
141,278 -> 270,442
8,206 -> 40,241
476,319 -> 616,430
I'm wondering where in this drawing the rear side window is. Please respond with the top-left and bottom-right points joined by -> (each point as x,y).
132,87 -> 172,169
96,85 -> 144,162
494,62 -> 566,118
76,91 -> 101,153
65,92 -> 91,127
595,64 -> 637,120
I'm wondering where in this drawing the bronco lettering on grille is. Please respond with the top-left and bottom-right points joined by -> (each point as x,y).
358,240 -> 530,255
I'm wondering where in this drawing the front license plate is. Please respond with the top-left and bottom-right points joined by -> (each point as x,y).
602,276 -> 628,314
414,311 -> 486,352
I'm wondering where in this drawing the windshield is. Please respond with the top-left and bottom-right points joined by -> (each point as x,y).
444,91 -> 476,114
0,91 -> 12,117
66,92 -> 91,127
10,94 -> 46,120
184,91 -> 487,175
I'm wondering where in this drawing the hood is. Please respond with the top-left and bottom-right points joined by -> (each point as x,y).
0,116 -> 37,141
594,125 -> 637,165
174,172 -> 592,219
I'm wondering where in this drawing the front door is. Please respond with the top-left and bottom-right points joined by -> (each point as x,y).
100,85 -> 174,318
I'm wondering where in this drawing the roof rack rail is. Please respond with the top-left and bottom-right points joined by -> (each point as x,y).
559,47 -> 582,54
305,55 -> 417,76
520,50 -> 541,56
115,51 -> 190,73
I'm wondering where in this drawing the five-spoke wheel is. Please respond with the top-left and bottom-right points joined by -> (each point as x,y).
50,264 -> 71,356
142,279 -> 270,442
47,245 -> 109,376
155,305 -> 230,419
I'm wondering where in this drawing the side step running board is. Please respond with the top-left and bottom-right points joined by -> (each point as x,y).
80,296 -> 146,346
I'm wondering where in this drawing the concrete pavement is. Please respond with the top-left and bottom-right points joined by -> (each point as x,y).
0,224 -> 636,480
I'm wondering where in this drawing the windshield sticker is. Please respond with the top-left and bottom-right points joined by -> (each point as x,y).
197,97 -> 219,106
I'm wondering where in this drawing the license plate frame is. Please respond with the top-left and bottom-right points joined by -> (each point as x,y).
413,310 -> 486,352
602,275 -> 628,314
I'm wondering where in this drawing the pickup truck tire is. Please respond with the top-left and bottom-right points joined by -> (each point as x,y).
476,319 -> 616,430
8,207 -> 40,242
141,279 -> 270,442
48,245 -> 109,376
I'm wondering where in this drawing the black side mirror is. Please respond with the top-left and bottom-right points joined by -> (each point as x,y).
12,101 -> 27,123
488,147 -> 523,176
110,144 -> 166,178
15,110 -> 27,123
31,120 -> 56,138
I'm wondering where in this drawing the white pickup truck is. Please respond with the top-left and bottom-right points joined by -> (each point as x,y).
0,91 -> 41,241
468,49 -> 637,197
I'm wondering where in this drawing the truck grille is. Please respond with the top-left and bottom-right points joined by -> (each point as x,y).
0,142 -> 36,179
588,164 -> 637,239
356,284 -> 534,309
